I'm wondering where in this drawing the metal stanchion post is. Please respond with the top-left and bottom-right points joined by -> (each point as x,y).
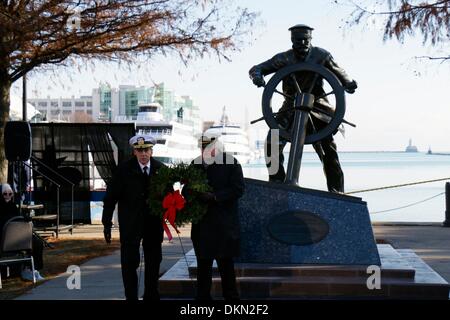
56,187 -> 60,238
71,185 -> 74,235
443,182 -> 450,227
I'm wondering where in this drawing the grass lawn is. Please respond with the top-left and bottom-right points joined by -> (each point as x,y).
0,237 -> 120,300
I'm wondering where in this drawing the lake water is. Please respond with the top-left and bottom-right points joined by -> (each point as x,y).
91,152 -> 450,223
243,152 -> 450,222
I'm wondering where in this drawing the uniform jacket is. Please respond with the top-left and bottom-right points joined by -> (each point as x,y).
102,157 -> 165,243
190,153 -> 245,259
249,47 -> 354,124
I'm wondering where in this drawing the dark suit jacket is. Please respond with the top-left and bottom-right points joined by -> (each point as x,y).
102,157 -> 165,244
191,153 -> 245,259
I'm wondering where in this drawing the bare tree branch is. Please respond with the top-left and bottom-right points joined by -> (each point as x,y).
342,0 -> 449,53
415,54 -> 450,62
0,0 -> 259,179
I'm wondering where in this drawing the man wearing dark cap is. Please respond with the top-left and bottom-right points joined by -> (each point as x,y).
190,134 -> 245,300
249,24 -> 358,193
102,134 -> 165,300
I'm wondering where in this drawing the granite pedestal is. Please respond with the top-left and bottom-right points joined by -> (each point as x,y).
237,178 -> 380,265
159,179 -> 449,299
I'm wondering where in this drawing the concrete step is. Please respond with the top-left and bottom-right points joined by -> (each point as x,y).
188,262 -> 415,279
160,273 -> 449,299
159,245 -> 450,299
187,244 -> 416,279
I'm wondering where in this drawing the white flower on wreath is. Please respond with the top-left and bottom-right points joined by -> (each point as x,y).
172,181 -> 184,194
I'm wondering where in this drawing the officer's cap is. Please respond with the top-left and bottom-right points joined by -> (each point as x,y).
198,133 -> 218,148
288,24 -> 314,38
129,134 -> 156,149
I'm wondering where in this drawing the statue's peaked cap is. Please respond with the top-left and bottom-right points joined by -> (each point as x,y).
288,24 -> 314,32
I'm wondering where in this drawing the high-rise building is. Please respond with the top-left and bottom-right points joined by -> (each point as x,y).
154,83 -> 175,120
30,83 -> 202,130
93,83 -> 201,130
92,84 -> 119,122
92,84 -> 154,121
28,95 -> 93,122
119,85 -> 154,117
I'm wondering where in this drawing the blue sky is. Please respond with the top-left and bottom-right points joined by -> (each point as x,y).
13,0 -> 450,151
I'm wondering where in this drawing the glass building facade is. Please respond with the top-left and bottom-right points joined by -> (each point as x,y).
99,85 -> 112,121
119,86 -> 154,117
154,83 -> 175,120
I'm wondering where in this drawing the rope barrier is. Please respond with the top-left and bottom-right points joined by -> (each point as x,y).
345,177 -> 450,195
370,191 -> 445,214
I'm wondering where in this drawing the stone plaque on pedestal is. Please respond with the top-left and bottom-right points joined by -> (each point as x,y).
237,178 -> 381,265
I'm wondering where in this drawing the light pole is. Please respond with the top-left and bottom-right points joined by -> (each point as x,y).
22,73 -> 27,121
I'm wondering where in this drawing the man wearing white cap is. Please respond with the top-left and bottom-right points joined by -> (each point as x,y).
102,134 -> 165,300
190,134 -> 245,300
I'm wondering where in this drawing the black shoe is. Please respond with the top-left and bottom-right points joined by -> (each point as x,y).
125,296 -> 139,301
142,293 -> 160,301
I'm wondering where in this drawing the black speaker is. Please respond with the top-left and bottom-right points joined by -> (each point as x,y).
4,121 -> 32,161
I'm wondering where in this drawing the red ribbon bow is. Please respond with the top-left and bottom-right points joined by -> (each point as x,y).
162,190 -> 186,241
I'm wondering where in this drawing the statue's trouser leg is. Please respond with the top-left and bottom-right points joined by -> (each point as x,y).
310,117 -> 344,193
265,129 -> 288,182
313,137 -> 344,193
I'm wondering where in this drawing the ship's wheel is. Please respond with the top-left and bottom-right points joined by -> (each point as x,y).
261,62 -> 346,144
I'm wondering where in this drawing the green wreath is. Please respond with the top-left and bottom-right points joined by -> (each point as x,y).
149,163 -> 212,226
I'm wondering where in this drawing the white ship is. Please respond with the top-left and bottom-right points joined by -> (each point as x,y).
115,103 -> 201,163
204,107 -> 253,164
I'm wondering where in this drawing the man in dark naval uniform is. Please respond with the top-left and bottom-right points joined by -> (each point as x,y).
249,24 -> 358,193
102,134 -> 165,300
191,135 -> 245,300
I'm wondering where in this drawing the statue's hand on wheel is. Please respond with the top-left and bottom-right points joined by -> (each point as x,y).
252,76 -> 266,88
345,80 -> 358,94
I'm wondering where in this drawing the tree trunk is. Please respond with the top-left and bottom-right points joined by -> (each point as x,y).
0,69 -> 11,182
